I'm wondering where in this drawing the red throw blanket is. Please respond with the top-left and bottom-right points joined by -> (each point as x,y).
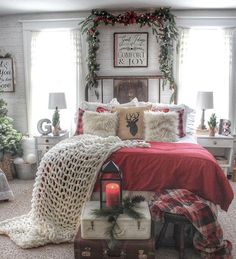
103,142 -> 233,211
149,189 -> 232,259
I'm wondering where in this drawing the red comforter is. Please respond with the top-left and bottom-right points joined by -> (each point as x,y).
96,142 -> 233,211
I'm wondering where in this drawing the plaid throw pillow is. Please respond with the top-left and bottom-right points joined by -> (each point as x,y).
74,107 -> 111,135
177,109 -> 185,138
96,106 -> 111,113
74,108 -> 85,135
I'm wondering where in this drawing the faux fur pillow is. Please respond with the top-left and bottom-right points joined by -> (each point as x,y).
144,111 -> 178,142
83,111 -> 118,137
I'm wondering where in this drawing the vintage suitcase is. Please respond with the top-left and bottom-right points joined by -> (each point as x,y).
74,227 -> 155,259
81,201 -> 151,240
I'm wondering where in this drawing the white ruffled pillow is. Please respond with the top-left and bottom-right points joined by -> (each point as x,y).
81,97 -> 138,111
83,111 -> 118,137
144,111 -> 178,142
112,97 -> 139,107
82,98 -> 119,111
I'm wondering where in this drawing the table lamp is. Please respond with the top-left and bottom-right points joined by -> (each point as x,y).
48,92 -> 67,135
197,91 -> 213,130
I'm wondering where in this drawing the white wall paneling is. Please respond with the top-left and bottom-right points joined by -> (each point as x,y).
1,10 -> 236,133
0,12 -> 88,134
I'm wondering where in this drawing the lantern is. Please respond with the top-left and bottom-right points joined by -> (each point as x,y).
99,160 -> 123,209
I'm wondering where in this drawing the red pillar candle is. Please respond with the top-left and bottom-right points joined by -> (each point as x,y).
105,183 -> 120,207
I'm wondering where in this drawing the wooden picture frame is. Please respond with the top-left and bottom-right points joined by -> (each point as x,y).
114,32 -> 148,67
0,58 -> 14,92
113,78 -> 148,103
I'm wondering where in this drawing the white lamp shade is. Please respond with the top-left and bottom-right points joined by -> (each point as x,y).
197,91 -> 213,110
48,92 -> 67,109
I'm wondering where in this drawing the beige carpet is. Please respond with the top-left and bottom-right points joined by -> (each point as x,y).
0,179 -> 235,259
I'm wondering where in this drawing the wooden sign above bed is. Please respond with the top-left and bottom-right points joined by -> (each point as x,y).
86,75 -> 174,104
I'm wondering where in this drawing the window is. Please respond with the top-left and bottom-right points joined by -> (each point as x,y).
23,20 -> 81,136
178,28 -> 231,126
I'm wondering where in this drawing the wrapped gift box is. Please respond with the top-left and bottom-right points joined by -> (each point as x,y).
81,201 -> 151,240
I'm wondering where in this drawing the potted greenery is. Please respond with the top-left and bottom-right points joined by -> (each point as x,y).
208,113 -> 218,137
0,93 -> 22,179
52,107 -> 60,136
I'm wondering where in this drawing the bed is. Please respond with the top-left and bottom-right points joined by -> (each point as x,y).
92,136 -> 233,211
0,102 -> 233,249
80,96 -> 233,212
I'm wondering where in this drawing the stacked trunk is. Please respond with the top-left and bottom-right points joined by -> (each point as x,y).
74,201 -> 155,259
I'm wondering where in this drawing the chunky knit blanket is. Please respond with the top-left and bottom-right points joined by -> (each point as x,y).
0,134 -> 149,248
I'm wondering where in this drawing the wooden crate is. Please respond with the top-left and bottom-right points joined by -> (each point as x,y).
0,154 -> 14,180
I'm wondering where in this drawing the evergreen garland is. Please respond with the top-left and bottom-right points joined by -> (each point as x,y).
92,195 -> 145,249
80,8 -> 178,101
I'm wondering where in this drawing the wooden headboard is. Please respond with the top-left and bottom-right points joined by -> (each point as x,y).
86,75 -> 173,104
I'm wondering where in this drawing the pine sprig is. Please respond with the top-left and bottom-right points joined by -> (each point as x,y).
92,205 -> 123,218
123,195 -> 145,219
131,195 -> 145,204
104,216 -> 120,249
91,195 -> 145,249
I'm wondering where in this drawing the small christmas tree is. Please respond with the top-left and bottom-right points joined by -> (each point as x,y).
52,107 -> 60,128
0,93 -> 22,156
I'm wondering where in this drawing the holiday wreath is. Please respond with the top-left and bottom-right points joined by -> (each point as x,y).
80,8 -> 178,101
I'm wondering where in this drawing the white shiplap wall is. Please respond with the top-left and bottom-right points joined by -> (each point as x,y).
0,11 -> 165,134
0,15 -> 27,134
0,12 -> 88,134
87,24 -> 169,103
1,9 -> 236,134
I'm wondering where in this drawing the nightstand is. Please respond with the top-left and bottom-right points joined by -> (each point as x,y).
196,134 -> 234,176
34,131 -> 69,164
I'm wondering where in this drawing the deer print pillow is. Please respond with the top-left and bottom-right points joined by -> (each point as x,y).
113,106 -> 151,140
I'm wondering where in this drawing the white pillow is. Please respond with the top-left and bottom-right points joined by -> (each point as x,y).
113,97 -> 139,107
137,101 -> 152,107
83,111 -> 118,137
82,98 -> 119,111
144,111 -> 178,142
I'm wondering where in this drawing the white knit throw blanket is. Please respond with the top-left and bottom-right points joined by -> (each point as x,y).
0,134 -> 149,248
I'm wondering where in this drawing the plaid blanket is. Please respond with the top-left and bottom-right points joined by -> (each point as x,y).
149,189 -> 232,259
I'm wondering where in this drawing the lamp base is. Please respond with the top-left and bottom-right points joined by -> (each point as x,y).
198,109 -> 207,131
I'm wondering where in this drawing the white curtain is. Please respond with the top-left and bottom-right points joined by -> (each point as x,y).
178,27 -> 232,128
27,29 -> 81,135
228,29 -> 236,135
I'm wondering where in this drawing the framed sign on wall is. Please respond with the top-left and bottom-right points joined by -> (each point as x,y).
114,32 -> 148,67
0,58 -> 14,92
